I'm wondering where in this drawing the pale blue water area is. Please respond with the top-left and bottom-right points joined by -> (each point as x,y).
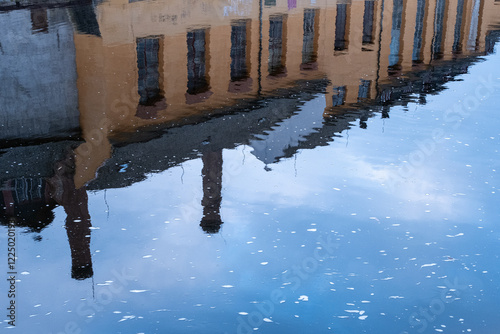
1,1 -> 500,334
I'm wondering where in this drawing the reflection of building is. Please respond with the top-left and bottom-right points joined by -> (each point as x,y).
70,0 -> 500,188
0,153 -> 93,280
1,0 -> 500,238
0,7 -> 80,144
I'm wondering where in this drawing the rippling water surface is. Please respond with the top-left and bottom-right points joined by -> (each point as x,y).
1,0 -> 500,333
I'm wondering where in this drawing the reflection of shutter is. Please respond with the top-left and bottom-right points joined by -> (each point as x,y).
452,0 -> 465,53
389,0 -> 403,66
335,4 -> 348,51
302,9 -> 316,64
230,21 -> 248,82
269,15 -> 285,76
362,1 -> 375,45
137,38 -> 162,106
412,0 -> 426,61
432,0 -> 446,59
187,29 -> 210,95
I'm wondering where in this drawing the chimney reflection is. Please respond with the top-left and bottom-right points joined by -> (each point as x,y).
200,150 -> 224,234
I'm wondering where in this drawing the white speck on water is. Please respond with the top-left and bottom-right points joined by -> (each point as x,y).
129,290 -> 147,293
260,262 -> 268,265
239,312 -> 248,315
21,272 -> 30,275
389,296 -> 404,299
263,318 -> 273,322
298,295 -> 308,301
222,285 -> 234,288
142,255 -> 152,258
307,229 -> 317,232
421,263 -> 437,268
359,315 -> 368,320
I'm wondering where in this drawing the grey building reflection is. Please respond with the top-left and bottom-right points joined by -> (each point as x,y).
200,150 -> 224,234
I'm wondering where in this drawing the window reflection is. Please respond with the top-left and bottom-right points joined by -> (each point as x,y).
268,15 -> 287,77
229,20 -> 252,93
412,0 -> 426,63
431,0 -> 447,60
301,8 -> 319,71
334,3 -> 350,51
362,0 -> 375,45
186,29 -> 212,104
136,37 -> 166,119
453,0 -> 466,53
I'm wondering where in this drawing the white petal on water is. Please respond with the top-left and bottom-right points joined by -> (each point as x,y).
21,272 -> 30,275
421,263 -> 437,268
359,315 -> 368,320
129,290 -> 148,293
239,312 -> 248,315
298,295 -> 308,301
260,262 -> 269,265
222,285 -> 234,288
142,255 -> 152,258
263,318 -> 273,322
389,296 -> 404,299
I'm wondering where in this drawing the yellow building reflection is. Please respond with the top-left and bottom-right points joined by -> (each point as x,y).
73,0 -> 500,187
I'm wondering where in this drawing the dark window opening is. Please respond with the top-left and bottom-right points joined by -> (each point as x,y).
268,15 -> 287,77
362,1 -> 375,45
301,8 -> 319,70
136,37 -> 165,119
335,3 -> 349,51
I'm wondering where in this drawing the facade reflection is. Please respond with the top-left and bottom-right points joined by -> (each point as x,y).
0,0 -> 499,279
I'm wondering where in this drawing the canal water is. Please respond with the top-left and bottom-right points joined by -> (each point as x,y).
1,0 -> 500,333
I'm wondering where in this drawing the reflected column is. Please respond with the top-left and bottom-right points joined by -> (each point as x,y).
200,150 -> 224,234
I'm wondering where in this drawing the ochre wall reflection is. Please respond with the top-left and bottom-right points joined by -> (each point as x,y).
72,0 -> 500,187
